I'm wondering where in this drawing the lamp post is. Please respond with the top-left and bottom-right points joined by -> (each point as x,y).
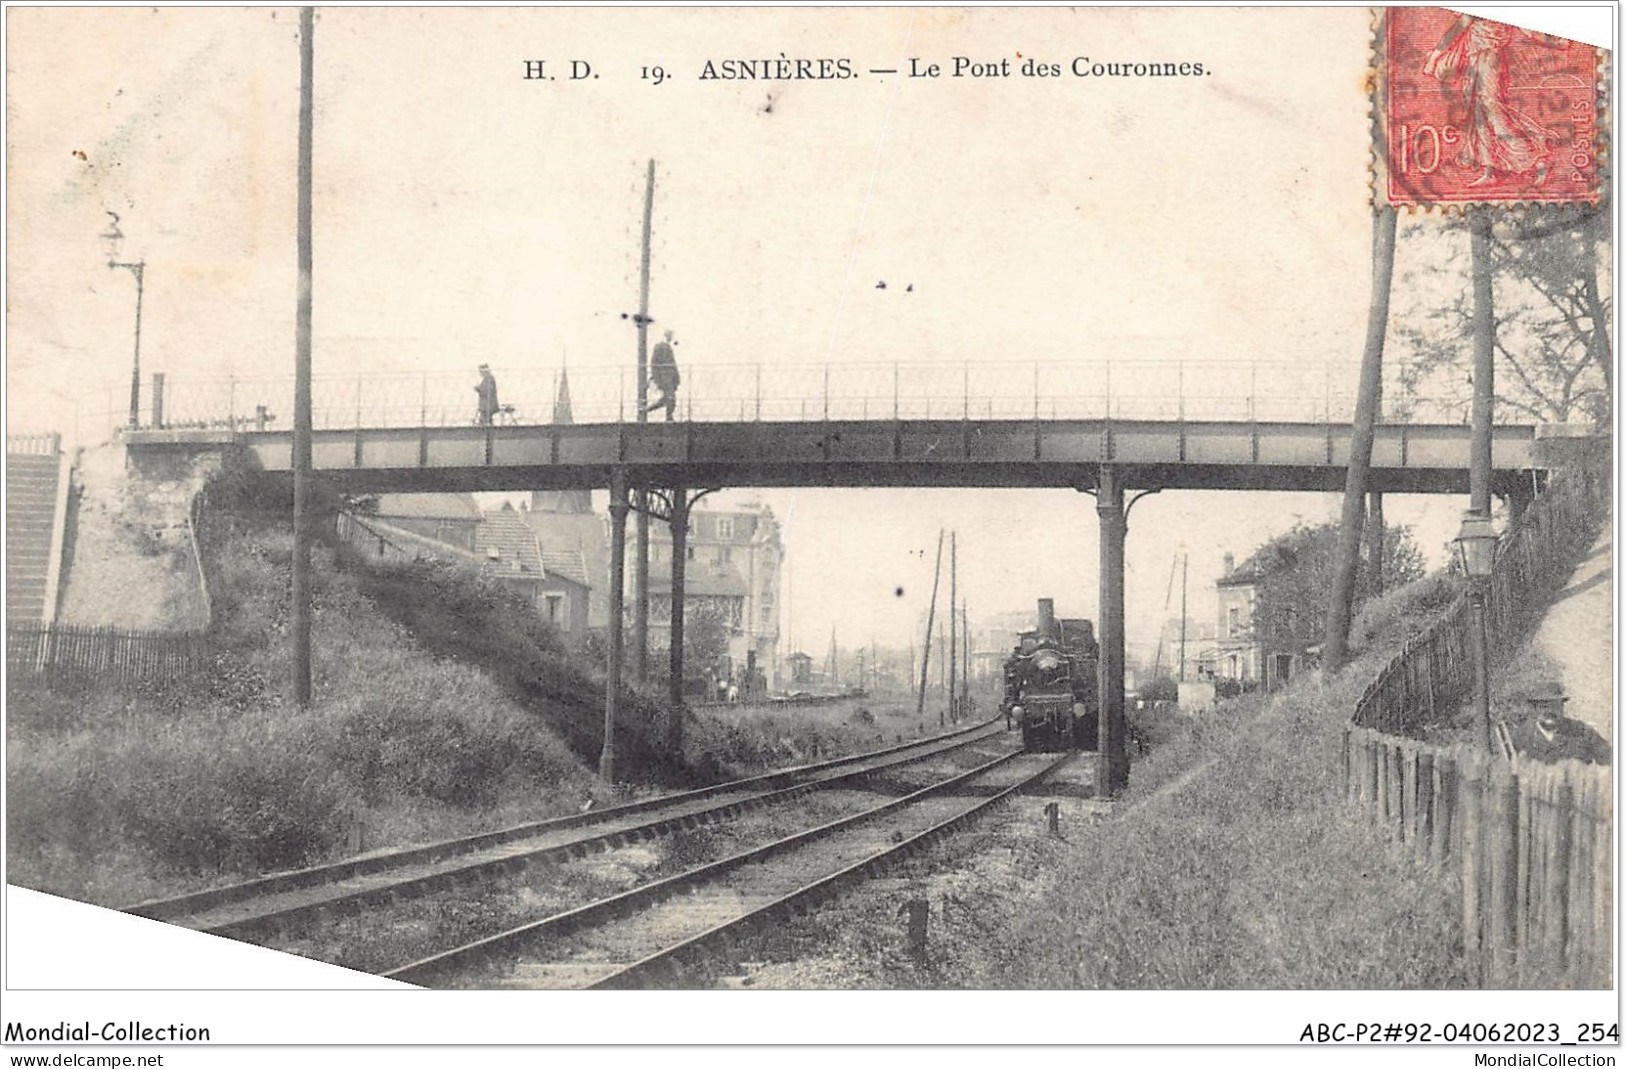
1453,509 -> 1499,754
99,215 -> 145,429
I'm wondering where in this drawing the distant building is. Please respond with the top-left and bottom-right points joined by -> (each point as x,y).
372,493 -> 481,552
641,500 -> 783,688
475,504 -> 591,635
522,493 -> 612,629
340,493 -> 596,638
786,651 -> 814,685
1216,552 -> 1264,684
1150,616 -> 1219,680
518,368 -> 613,629
1215,550 -> 1309,689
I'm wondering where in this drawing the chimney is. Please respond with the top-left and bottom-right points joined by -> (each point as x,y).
1222,552 -> 1235,575
1036,598 -> 1056,641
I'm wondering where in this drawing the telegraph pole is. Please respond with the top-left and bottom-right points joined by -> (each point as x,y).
633,159 -> 655,682
961,601 -> 970,717
1178,553 -> 1188,681
915,530 -> 944,723
291,6 -> 315,707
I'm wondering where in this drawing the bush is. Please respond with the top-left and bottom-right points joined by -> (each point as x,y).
1137,675 -> 1179,703
1213,677 -> 1260,701
1351,571 -> 1461,652
9,711 -> 350,880
8,510 -> 605,904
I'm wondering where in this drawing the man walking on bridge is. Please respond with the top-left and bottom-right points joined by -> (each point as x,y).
475,364 -> 500,425
646,330 -> 680,421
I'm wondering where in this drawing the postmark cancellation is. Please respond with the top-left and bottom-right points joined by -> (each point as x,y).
1376,7 -> 1604,209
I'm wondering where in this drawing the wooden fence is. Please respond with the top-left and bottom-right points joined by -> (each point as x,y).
1353,459 -> 1610,735
7,620 -> 212,687
1346,727 -> 1612,987
1345,447 -> 1611,987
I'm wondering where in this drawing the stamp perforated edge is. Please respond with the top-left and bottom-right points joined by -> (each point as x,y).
1368,7 -> 1611,215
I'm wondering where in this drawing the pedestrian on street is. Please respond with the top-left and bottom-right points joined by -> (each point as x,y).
646,330 -> 680,421
475,364 -> 500,425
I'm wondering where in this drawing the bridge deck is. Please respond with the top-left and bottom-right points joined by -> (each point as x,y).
143,418 -> 1544,495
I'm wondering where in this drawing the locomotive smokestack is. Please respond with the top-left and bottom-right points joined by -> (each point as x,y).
1037,598 -> 1056,641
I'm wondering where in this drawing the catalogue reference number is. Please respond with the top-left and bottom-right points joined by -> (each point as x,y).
1298,1021 -> 1619,1044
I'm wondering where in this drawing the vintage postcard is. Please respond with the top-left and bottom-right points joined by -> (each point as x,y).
2,5 -> 1615,1061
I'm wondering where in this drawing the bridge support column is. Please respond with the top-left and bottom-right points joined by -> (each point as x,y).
602,468 -> 630,783
667,485 -> 690,755
1096,465 -> 1128,796
635,494 -> 649,683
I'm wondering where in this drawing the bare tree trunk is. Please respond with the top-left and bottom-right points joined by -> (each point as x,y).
1581,203 -> 1612,414
1366,491 -> 1385,598
1324,207 -> 1398,674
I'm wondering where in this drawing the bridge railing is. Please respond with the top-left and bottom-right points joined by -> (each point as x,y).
142,358 -> 1482,433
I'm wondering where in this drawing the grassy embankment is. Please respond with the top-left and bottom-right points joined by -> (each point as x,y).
732,572 -> 1477,989
6,514 -> 615,907
6,506 -> 962,908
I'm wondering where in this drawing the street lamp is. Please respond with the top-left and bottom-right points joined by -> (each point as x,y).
99,213 -> 145,429
1453,509 -> 1499,753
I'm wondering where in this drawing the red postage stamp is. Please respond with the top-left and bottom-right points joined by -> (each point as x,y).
1381,8 -> 1602,206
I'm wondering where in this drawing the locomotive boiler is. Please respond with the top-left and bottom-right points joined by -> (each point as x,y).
1002,598 -> 1101,752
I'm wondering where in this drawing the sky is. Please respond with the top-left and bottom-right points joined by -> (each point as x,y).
4,6 -> 1601,659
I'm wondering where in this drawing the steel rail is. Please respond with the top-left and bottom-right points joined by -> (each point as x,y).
590,751 -> 1075,989
194,722 -> 1008,940
122,717 -> 1003,932
386,745 -> 1042,987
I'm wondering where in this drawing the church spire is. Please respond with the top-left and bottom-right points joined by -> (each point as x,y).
530,362 -> 592,514
553,363 -> 574,425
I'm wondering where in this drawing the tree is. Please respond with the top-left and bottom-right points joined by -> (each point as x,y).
683,599 -> 732,678
1248,521 -> 1427,656
652,599 -> 732,685
1389,201 -> 1612,426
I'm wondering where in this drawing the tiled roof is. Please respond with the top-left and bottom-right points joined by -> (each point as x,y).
524,511 -> 607,589
476,509 -> 543,576
540,547 -> 589,586
1217,559 -> 1268,586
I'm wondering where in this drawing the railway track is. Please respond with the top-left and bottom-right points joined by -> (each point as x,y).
122,717 -> 1005,942
388,748 -> 1073,989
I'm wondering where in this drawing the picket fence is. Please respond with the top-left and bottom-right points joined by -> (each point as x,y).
7,620 -> 212,687
1346,450 -> 1611,988
1346,728 -> 1611,987
8,490 -> 216,688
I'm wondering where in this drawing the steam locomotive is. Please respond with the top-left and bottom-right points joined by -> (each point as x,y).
1002,598 -> 1101,752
